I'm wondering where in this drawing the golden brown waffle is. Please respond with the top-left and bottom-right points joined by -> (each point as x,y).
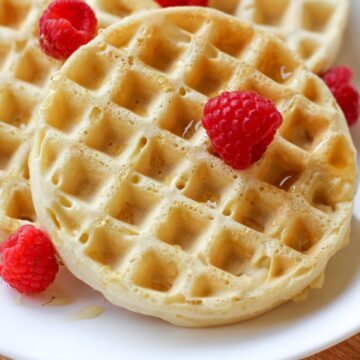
209,0 -> 349,73
0,0 -> 157,242
30,8 -> 357,326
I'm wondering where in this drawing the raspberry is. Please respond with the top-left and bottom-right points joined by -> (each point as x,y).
0,225 -> 59,294
155,0 -> 208,7
39,0 -> 97,60
321,66 -> 360,126
202,91 -> 283,170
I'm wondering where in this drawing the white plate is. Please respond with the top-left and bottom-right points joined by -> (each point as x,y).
1,1 -> 360,359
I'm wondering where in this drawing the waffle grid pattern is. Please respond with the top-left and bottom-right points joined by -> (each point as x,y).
209,0 -> 349,73
31,9 -> 356,325
0,0 -> 56,241
0,0 -> 157,241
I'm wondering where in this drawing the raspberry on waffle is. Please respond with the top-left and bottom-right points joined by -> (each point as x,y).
202,91 -> 283,169
321,66 -> 360,126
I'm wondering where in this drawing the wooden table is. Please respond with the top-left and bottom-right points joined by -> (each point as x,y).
307,333 -> 360,359
1,333 -> 359,359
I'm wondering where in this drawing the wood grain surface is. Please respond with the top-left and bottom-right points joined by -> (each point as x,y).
307,333 -> 360,360
1,333 -> 359,359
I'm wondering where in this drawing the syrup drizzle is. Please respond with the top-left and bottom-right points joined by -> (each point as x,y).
280,66 -> 292,80
69,305 -> 105,321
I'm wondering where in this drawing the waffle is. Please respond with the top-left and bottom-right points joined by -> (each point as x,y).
0,0 -> 348,244
209,0 -> 349,73
30,7 -> 357,327
0,0 -> 157,243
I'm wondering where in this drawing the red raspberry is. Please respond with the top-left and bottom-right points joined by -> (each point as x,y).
202,91 -> 283,170
155,0 -> 208,7
0,225 -> 59,294
39,0 -> 97,60
321,66 -> 360,126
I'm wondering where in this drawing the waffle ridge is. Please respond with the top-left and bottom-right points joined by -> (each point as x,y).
0,0 -> 157,242
30,8 -> 357,326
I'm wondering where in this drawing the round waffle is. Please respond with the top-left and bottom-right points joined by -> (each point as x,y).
210,0 -> 349,73
30,8 -> 357,326
0,0 -> 157,243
